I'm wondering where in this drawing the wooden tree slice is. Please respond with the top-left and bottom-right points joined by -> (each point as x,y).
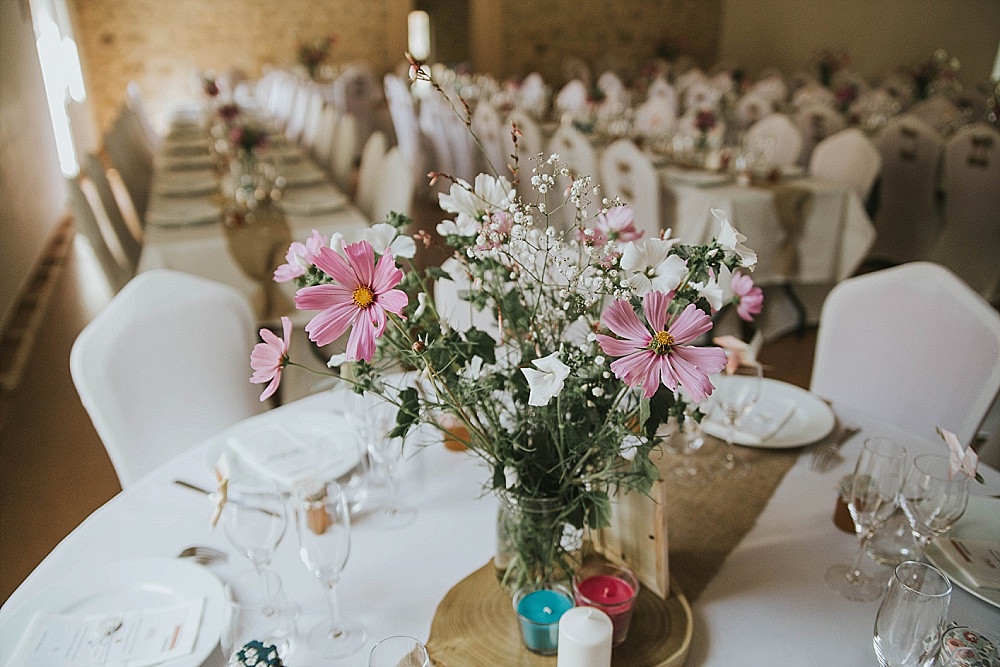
427,562 -> 692,667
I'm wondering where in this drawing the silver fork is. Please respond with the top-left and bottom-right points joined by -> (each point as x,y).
176,545 -> 228,565
810,425 -> 861,473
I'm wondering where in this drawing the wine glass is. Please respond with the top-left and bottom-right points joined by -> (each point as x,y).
666,412 -> 713,486
221,478 -> 287,607
711,364 -> 763,477
900,454 -> 970,559
369,636 -> 431,667
825,437 -> 906,601
873,561 -> 952,667
293,479 -> 366,658
354,393 -> 417,528
221,570 -> 297,661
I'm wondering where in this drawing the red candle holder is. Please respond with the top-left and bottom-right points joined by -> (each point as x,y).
572,561 -> 639,646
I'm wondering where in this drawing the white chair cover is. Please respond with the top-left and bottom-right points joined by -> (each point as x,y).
69,177 -> 130,291
809,128 -> 882,201
328,113 -> 358,194
879,71 -> 916,109
518,72 -> 548,117
82,153 -> 141,273
645,78 -> 678,117
871,115 -> 943,263
312,105 -> 339,164
811,262 -> 1000,446
599,139 -> 660,240
908,95 -> 962,135
633,96 -> 677,138
709,71 -> 735,95
683,80 -> 722,113
546,124 -> 598,232
561,57 -> 591,88
284,82 -> 312,142
927,123 -> 1000,301
749,75 -> 788,107
596,71 -> 628,108
70,270 -> 265,488
555,79 -> 589,115
674,68 -> 707,96
370,147 -> 413,224
383,74 -> 427,195
442,94 -> 477,184
794,102 -> 847,166
744,114 -> 803,168
298,88 -> 327,150
790,82 -> 836,110
506,110 -> 543,204
333,64 -> 380,150
848,89 -> 901,131
356,131 -> 387,220
735,93 -> 774,130
470,102 -> 508,178
419,92 -> 457,186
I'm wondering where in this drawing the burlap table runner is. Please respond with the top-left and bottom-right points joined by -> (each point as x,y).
658,439 -> 801,600
768,184 -> 814,279
224,204 -> 293,322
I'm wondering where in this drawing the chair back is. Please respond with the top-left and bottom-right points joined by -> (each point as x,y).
506,110 -> 542,203
555,80 -> 589,115
329,113 -> 358,193
871,115 -> 943,263
283,82 -> 312,142
518,72 -> 547,116
299,88 -> 327,150
745,113 -> 803,168
748,75 -> 788,107
471,102 -> 507,178
791,83 -> 835,110
70,270 -> 265,487
684,80 -> 721,113
599,139 -> 660,239
794,102 -> 847,166
384,74 -> 426,189
370,147 -> 413,224
68,177 -> 130,291
634,96 -> 677,139
736,93 -> 774,130
809,128 -> 882,200
105,105 -> 154,220
334,64 -> 379,149
908,95 -> 962,135
811,262 -> 1000,445
356,131 -> 387,219
927,123 -> 1000,300
82,153 -> 142,273
312,105 -> 339,164
546,124 -> 598,231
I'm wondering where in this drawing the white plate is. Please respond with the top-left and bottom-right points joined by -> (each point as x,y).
206,409 -> 362,491
701,378 -> 835,448
926,495 -> 1000,609
278,186 -> 348,216
0,558 -> 225,667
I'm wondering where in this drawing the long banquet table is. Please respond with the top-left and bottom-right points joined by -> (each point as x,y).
3,390 -> 997,666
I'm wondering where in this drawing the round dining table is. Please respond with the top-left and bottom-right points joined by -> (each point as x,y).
2,391 -> 998,666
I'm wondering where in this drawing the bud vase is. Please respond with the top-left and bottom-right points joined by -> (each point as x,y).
494,494 -> 580,594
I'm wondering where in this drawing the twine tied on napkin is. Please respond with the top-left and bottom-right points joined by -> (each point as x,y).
770,185 -> 813,279
224,204 -> 293,321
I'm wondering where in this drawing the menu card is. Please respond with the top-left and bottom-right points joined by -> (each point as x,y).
10,598 -> 204,667
939,537 -> 1000,590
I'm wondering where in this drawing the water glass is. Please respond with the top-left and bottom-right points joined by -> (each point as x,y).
873,561 -> 952,667
221,570 -> 297,661
900,454 -> 970,558
711,364 -> 763,477
221,478 -> 287,602
369,636 -> 430,667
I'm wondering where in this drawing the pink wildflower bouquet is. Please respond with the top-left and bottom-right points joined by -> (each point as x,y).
253,66 -> 761,587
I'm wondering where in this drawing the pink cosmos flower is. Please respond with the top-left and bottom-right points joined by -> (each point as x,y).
250,316 -> 292,401
578,206 -> 642,246
274,229 -> 328,282
731,272 -> 763,322
294,240 -> 408,362
596,291 -> 727,401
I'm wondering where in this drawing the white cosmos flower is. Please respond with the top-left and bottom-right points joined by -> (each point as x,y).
326,353 -> 348,368
692,278 -> 724,312
521,351 -> 571,407
620,434 -> 643,461
438,174 -> 515,234
713,209 -> 757,268
504,465 -> 519,489
412,292 -> 429,319
363,223 -> 416,258
620,238 -> 686,295
436,215 -> 480,238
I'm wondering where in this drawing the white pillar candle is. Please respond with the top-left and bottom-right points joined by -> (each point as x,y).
556,607 -> 613,667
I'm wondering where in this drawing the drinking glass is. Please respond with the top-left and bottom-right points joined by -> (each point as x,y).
221,570 -> 297,661
825,437 -> 906,601
221,478 -> 287,607
666,413 -> 713,486
900,454 -> 970,559
873,561 -> 952,667
711,364 -> 763,477
369,636 -> 430,667
293,479 -> 366,658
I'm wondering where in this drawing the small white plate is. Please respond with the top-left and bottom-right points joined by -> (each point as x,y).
926,495 -> 1000,609
701,378 -> 835,448
0,558 -> 225,667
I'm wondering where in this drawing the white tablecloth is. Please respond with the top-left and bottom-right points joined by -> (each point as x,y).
3,392 -> 997,666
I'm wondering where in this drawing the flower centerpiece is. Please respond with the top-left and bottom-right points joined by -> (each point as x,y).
251,66 -> 761,593
816,49 -> 849,88
297,36 -> 334,80
694,109 -> 717,151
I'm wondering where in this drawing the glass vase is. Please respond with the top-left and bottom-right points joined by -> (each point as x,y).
494,494 -> 579,594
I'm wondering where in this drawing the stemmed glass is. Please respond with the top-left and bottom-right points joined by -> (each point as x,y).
221,478 -> 287,610
873,561 -> 952,667
899,454 -> 970,560
666,411 -> 713,486
825,437 -> 906,601
293,479 -> 366,658
353,393 -> 417,528
369,636 -> 431,667
711,364 -> 763,477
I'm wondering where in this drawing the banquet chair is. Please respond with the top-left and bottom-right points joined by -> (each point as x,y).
790,82 -> 835,110
926,123 -> 1000,302
808,128 -> 882,201
870,115 -> 943,264
384,74 -> 428,199
646,78 -> 678,117
370,147 -> 413,224
328,113 -> 358,194
70,270 -> 265,488
298,88 -> 327,151
793,103 -> 846,167
908,95 -> 962,136
561,58 -> 591,88
633,96 -> 677,140
506,109 -> 543,203
554,80 -> 589,116
599,140 -> 661,239
811,262 -> 1000,447
684,81 -> 722,113
125,82 -> 160,153
518,72 -> 547,116
82,153 -> 142,275
356,131 -> 387,220
283,83 -> 312,142
546,124 -> 599,232
104,105 -> 154,222
312,105 -> 339,164
442,94 -> 477,183
596,71 -> 627,108
735,93 -> 774,130
334,64 -> 379,151
470,101 -> 508,178
68,176 -> 132,292
419,93 -> 457,191
744,114 -> 803,168
748,75 -> 788,108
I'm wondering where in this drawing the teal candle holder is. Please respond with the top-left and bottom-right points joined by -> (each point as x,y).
512,583 -> 574,655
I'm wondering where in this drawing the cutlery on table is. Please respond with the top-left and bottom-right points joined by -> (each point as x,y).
173,479 -> 282,517
176,545 -> 228,566
810,425 -> 861,473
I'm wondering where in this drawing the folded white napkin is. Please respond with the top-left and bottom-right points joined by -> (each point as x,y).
704,395 -> 796,444
937,537 -> 1000,590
